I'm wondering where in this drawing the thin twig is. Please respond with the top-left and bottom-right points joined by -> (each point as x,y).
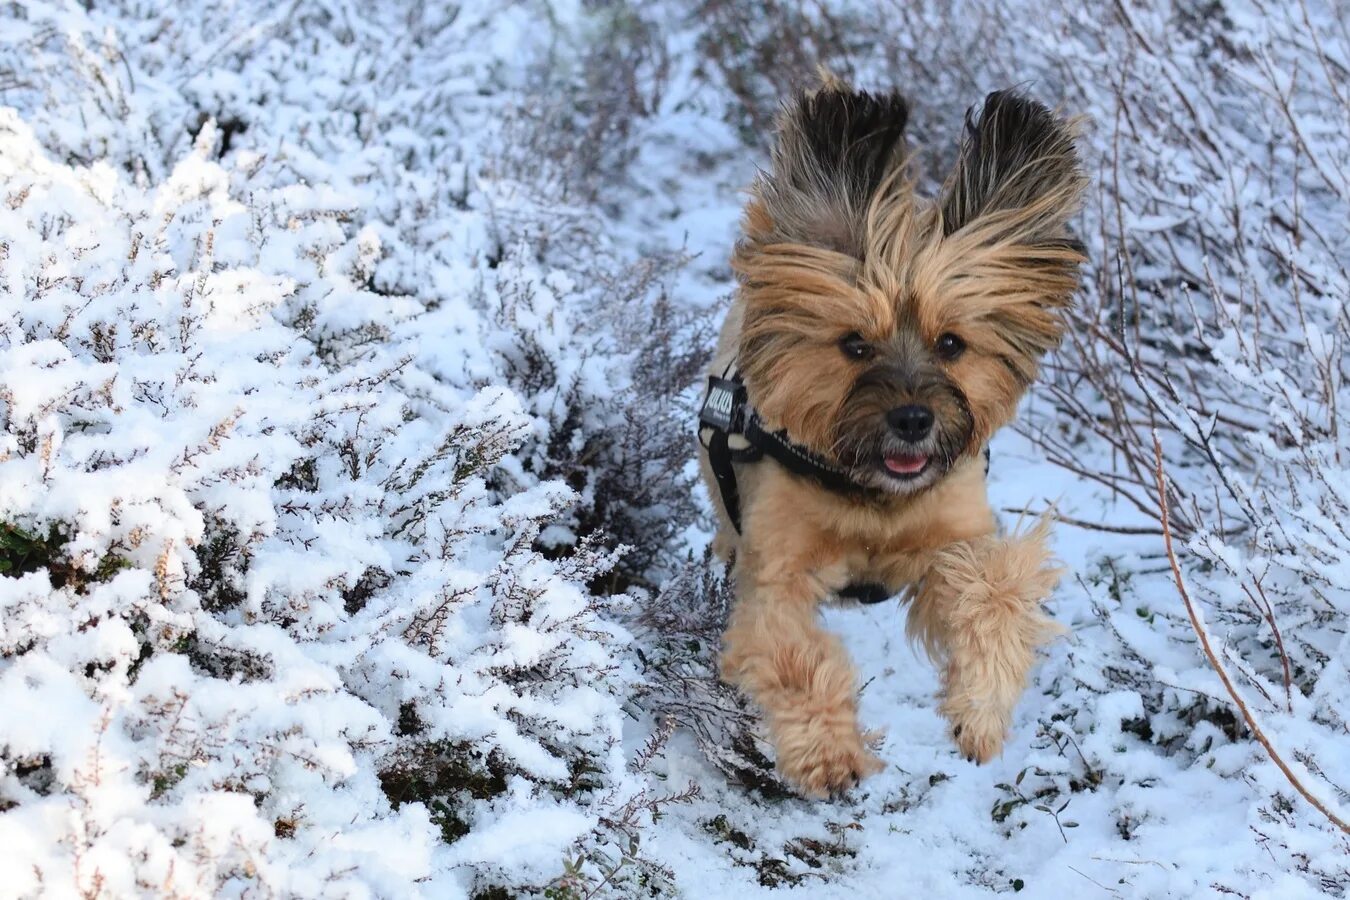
1002,507 -> 1162,536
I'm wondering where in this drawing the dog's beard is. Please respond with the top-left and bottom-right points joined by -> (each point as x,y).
830,386 -> 975,496
836,431 -> 963,495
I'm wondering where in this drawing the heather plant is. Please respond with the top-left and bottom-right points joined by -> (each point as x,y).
0,1 -> 701,895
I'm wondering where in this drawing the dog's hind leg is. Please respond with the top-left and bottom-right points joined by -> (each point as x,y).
906,519 -> 1065,763
720,522 -> 882,797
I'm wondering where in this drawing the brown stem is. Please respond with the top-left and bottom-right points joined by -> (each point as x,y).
1151,432 -> 1350,835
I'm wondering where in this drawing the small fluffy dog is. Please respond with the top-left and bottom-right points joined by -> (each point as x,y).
698,77 -> 1086,797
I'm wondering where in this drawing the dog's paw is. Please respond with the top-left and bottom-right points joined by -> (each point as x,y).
947,705 -> 1008,764
774,714 -> 884,798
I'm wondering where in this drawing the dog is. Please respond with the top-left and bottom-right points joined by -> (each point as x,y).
697,77 -> 1086,798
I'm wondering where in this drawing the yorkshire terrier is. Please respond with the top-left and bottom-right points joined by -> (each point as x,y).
698,76 -> 1086,798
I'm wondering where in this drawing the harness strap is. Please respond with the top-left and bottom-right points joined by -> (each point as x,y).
699,369 -> 879,533
698,371 -> 761,533
699,369 -> 992,535
699,367 -> 993,607
838,582 -> 892,605
743,412 -> 870,499
704,425 -> 742,532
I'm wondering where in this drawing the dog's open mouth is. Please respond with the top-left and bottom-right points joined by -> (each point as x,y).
881,452 -> 930,479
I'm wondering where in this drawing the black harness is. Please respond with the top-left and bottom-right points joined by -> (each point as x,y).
697,369 -> 879,531
698,366 -> 990,606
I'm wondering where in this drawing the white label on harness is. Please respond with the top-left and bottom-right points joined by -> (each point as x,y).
699,377 -> 740,431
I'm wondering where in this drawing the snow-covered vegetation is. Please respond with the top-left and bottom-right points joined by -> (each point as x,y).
0,0 -> 1346,897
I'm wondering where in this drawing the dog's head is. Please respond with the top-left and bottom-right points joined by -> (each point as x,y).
735,81 -> 1086,495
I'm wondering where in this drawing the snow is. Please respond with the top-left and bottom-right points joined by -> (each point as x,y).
1,0 -> 1348,897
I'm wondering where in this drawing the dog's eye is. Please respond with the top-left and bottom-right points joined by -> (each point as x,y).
839,332 -> 874,360
935,332 -> 966,361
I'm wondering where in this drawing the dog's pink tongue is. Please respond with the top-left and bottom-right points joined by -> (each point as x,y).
884,453 -> 929,475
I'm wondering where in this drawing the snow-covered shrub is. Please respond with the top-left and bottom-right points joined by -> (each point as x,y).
1027,2 -> 1350,883
0,1 -> 704,895
631,552 -> 792,798
691,0 -> 862,141
688,0 -> 1018,181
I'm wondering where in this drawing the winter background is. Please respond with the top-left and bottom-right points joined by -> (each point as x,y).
1,0 -> 1348,897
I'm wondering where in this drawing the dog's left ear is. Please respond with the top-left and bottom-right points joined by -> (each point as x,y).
941,90 -> 1086,247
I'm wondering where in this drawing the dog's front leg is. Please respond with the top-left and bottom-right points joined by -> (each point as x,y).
720,526 -> 882,797
905,520 -> 1064,763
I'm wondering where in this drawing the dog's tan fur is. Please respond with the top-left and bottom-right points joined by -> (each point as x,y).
701,80 -> 1086,797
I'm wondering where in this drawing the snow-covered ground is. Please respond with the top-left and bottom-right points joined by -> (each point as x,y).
1,1 -> 1347,897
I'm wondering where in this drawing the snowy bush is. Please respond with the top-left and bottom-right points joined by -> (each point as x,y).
1029,1 -> 1350,885
0,1 -> 706,896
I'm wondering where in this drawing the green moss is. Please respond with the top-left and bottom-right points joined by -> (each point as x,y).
0,522 -> 58,576
150,763 -> 189,799
0,522 -> 130,591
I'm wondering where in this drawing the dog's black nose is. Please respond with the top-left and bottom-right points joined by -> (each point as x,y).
886,404 -> 934,441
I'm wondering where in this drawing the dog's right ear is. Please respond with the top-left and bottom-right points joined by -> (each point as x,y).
746,81 -> 910,260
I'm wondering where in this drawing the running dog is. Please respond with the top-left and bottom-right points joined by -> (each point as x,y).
698,77 -> 1085,797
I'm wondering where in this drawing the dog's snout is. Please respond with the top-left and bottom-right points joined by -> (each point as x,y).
886,404 -> 934,442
